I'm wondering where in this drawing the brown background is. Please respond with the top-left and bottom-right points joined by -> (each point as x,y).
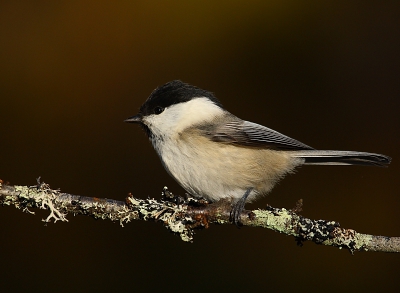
1,1 -> 399,292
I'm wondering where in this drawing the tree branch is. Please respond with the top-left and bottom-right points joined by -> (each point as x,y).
0,179 -> 398,253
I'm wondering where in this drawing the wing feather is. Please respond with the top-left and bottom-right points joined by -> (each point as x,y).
210,119 -> 314,150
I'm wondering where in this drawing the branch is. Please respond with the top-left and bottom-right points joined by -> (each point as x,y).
0,179 -> 398,253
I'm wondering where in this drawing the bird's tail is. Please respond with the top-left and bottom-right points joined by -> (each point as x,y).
292,150 -> 391,167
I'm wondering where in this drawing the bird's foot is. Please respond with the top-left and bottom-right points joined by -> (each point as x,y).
229,188 -> 253,226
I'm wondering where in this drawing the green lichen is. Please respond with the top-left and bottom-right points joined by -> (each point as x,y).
252,208 -> 297,236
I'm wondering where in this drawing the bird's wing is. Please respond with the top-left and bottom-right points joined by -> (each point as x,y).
209,119 -> 314,151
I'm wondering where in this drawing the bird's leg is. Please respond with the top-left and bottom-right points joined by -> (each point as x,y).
230,187 -> 253,226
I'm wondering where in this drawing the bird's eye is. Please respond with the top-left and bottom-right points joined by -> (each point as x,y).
154,106 -> 164,115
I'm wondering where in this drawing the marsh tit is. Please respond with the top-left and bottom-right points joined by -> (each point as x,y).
125,80 -> 391,225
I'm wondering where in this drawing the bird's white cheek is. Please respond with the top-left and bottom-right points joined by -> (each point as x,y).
143,115 -> 175,138
143,98 -> 225,138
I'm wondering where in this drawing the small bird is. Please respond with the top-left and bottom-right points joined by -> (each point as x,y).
125,80 -> 391,225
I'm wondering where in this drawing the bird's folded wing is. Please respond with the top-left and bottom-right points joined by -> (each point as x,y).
210,120 -> 314,151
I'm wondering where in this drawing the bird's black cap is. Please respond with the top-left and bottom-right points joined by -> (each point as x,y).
137,80 -> 222,117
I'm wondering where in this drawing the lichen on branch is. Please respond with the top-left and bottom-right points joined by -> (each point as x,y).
0,179 -> 399,253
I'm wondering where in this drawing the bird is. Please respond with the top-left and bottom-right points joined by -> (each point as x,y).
125,80 -> 391,225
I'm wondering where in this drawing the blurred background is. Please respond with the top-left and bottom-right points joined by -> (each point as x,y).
1,1 -> 399,292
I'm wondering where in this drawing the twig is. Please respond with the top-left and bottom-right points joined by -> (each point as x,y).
0,179 -> 398,253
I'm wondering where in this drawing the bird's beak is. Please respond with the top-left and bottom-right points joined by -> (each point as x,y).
124,114 -> 142,123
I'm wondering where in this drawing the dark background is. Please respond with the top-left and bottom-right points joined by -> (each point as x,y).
1,1 -> 399,292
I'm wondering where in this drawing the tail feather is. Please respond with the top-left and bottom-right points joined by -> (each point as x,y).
293,150 -> 391,167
